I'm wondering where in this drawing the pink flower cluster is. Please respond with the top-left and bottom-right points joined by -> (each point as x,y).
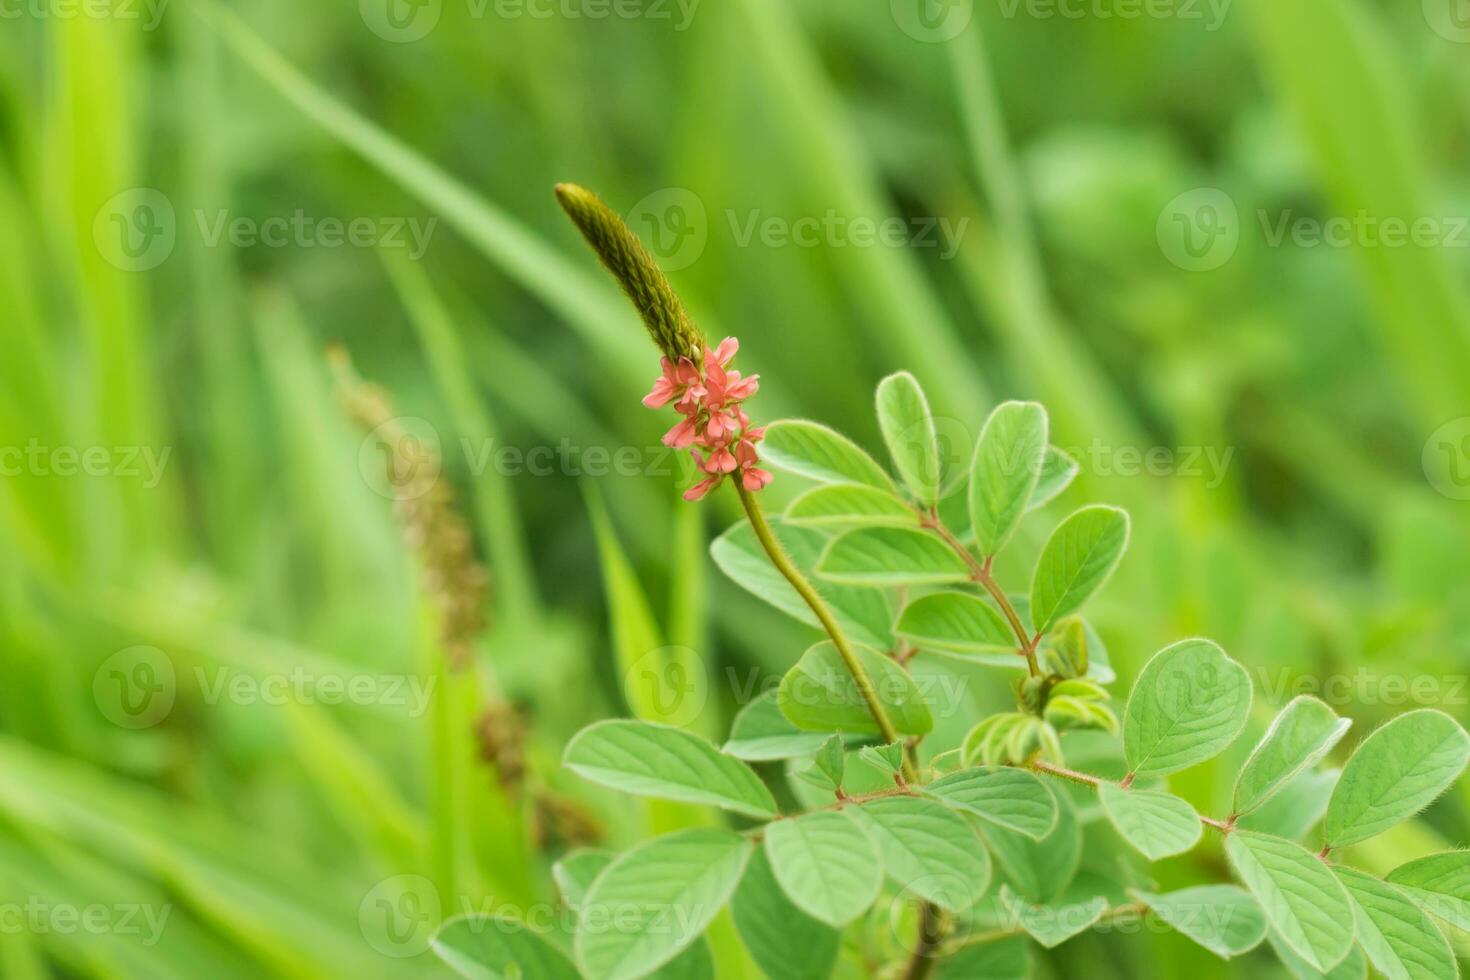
643,337 -> 772,501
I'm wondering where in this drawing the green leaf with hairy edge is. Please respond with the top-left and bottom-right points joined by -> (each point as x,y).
553,849 -> 613,909
978,781 -> 1081,903
711,518 -> 894,648
895,592 -> 1014,654
935,935 -> 1030,979
576,829 -> 751,980
1239,769 -> 1340,841
1323,708 -> 1470,849
784,484 -> 918,530
778,641 -> 932,736
813,735 -> 845,790
860,742 -> 905,776
1132,886 -> 1267,959
1334,866 -> 1457,980
969,401 -> 1048,556
730,847 -> 839,980
1029,505 -> 1130,633
1234,696 -> 1351,818
999,887 -> 1108,948
1386,851 -> 1470,930
1097,783 -> 1202,860
723,690 -> 833,761
923,768 -> 1057,840
876,371 -> 942,504
1266,930 -> 1369,980
1123,639 -> 1252,779
763,812 -> 883,927
849,796 -> 991,912
1029,446 -> 1079,511
761,420 -> 896,492
563,720 -> 777,819
815,527 -> 970,587
431,915 -> 581,980
562,855 -> 721,980
1225,831 -> 1355,972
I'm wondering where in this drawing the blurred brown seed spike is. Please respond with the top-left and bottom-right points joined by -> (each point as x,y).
554,182 -> 705,363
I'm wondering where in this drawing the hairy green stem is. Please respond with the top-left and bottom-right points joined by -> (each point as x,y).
921,513 -> 1039,676
901,900 -> 945,980
735,484 -> 916,779
1029,760 -> 1234,834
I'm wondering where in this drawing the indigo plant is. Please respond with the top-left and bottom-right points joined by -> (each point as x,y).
428,186 -> 1470,980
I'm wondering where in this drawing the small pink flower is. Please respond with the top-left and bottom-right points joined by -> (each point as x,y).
662,415 -> 701,449
741,467 -> 773,491
644,335 -> 771,501
684,474 -> 722,501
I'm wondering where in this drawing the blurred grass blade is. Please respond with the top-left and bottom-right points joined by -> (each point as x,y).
1245,0 -> 1470,429
729,0 -> 987,423
198,2 -> 648,386
381,249 -> 542,622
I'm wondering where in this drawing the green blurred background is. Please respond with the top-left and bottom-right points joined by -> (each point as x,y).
2,0 -> 1470,975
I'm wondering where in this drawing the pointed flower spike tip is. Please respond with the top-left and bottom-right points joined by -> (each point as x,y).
553,182 -> 705,363
555,184 -> 771,502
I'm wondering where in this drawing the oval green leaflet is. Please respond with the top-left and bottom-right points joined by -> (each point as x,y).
763,811 -> 883,927
1385,851 -> 1470,931
760,419 -> 896,492
1097,782 -> 1202,861
784,484 -> 918,530
876,371 -> 943,505
1322,708 -> 1470,850
730,847 -> 840,980
1334,866 -> 1457,980
977,781 -> 1081,904
563,720 -> 778,819
895,591 -> 1014,654
1130,885 -> 1267,959
431,915 -> 582,980
923,767 -> 1058,839
1029,505 -> 1130,634
1123,638 -> 1252,780
968,401 -> 1048,557
848,795 -> 992,912
575,829 -> 752,980
1233,695 -> 1350,818
778,640 -> 933,736
1225,830 -> 1354,973
815,526 -> 971,587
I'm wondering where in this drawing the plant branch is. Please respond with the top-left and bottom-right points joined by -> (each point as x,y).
735,484 -> 917,782
1029,760 -> 1235,835
920,512 -> 1040,676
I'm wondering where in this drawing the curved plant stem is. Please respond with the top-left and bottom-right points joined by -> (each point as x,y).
921,513 -> 1040,676
901,900 -> 945,980
734,484 -> 914,779
1029,760 -> 1235,835
735,483 -> 942,975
